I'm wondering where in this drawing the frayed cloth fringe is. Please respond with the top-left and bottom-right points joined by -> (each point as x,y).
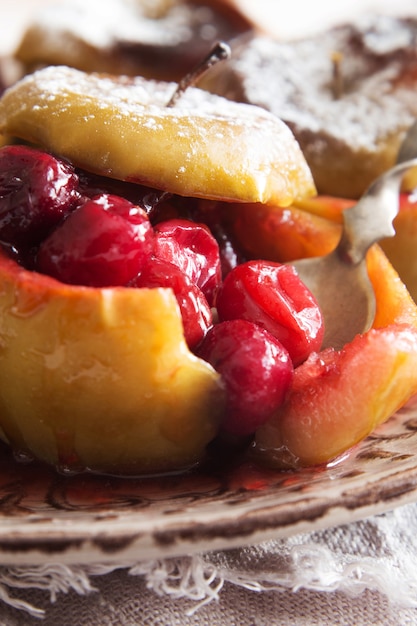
1,513 -> 417,620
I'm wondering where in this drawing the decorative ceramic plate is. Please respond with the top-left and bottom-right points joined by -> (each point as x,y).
0,397 -> 416,566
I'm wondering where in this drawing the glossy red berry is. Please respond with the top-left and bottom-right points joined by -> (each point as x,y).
0,145 -> 79,250
132,257 -> 212,350
153,219 -> 221,306
216,260 -> 324,366
197,319 -> 293,436
36,194 -> 154,287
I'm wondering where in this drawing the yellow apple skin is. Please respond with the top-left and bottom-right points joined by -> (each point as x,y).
0,250 -> 224,475
0,66 -> 316,206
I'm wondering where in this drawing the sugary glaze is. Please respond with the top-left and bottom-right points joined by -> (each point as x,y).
0,65 -> 315,205
203,15 -> 417,198
14,0 -> 254,81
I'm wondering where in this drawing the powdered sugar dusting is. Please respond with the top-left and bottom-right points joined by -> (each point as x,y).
0,65 -> 314,204
14,65 -> 291,130
223,15 -> 417,151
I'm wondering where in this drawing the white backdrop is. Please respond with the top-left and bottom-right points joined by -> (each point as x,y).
239,0 -> 417,38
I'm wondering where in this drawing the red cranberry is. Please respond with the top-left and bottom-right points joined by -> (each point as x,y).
197,319 -> 293,436
216,260 -> 324,366
153,218 -> 221,306
36,194 -> 154,287
132,257 -> 212,350
0,145 -> 79,251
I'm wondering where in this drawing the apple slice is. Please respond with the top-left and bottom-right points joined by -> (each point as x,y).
225,200 -> 343,262
0,249 -> 223,474
0,66 -> 315,206
253,324 -> 417,468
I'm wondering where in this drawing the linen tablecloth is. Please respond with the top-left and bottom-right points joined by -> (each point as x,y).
0,500 -> 416,624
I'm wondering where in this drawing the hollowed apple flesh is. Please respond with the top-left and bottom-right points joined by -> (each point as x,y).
0,250 -> 223,474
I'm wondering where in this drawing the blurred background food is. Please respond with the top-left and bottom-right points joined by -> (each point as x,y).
2,0 -> 417,57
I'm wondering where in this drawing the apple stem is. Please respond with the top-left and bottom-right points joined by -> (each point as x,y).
331,50 -> 344,99
166,41 -> 231,107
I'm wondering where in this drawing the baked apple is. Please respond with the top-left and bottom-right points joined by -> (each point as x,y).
14,0 -> 255,82
0,63 -> 416,476
203,15 -> 417,198
0,67 -> 316,474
